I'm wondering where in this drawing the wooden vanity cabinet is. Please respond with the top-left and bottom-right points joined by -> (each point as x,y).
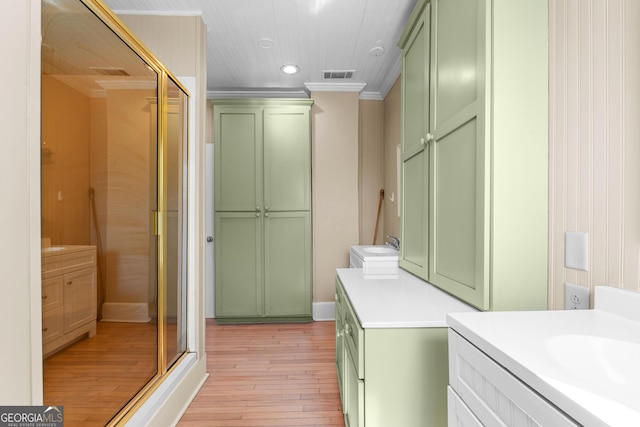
42,246 -> 97,357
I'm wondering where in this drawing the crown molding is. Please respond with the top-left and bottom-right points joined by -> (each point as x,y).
206,89 -> 310,99
95,79 -> 157,90
359,92 -> 384,101
377,56 -> 402,100
304,82 -> 367,93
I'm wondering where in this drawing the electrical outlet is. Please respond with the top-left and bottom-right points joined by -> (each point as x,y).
564,283 -> 590,310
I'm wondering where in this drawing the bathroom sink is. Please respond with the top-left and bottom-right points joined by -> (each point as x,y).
547,334 -> 640,389
361,246 -> 398,254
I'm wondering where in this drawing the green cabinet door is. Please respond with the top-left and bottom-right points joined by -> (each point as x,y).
263,107 -> 311,212
428,0 -> 489,309
214,212 -> 263,317
399,1 -> 430,280
263,211 -> 312,317
214,107 -> 262,212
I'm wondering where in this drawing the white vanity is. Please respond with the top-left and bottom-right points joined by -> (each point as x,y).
447,286 -> 640,427
42,245 -> 97,357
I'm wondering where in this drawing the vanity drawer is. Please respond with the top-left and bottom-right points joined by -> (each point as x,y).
344,297 -> 364,379
42,276 -> 63,311
42,306 -> 63,343
448,330 -> 579,427
448,386 -> 482,427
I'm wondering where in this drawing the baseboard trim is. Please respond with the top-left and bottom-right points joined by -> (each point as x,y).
101,302 -> 151,323
205,302 -> 337,322
312,302 -> 335,321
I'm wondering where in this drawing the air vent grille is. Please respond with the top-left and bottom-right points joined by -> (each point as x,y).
323,70 -> 355,79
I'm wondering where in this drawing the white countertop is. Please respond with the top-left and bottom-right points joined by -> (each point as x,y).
336,268 -> 477,328
41,245 -> 96,257
350,245 -> 399,261
447,286 -> 640,427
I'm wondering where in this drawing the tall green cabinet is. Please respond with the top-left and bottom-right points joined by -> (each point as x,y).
213,99 -> 314,322
398,0 -> 548,311
399,1 -> 431,280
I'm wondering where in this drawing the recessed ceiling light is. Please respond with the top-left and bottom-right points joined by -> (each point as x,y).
258,38 -> 273,49
280,64 -> 300,75
369,46 -> 385,57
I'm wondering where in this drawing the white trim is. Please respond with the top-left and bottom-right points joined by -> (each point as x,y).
180,76 -> 199,352
304,82 -> 367,93
207,89 -> 310,99
377,55 -> 402,99
95,79 -> 157,90
359,91 -> 384,101
312,302 -> 336,321
101,303 -> 151,323
125,354 -> 208,426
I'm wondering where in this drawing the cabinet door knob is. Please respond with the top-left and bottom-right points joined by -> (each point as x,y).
256,212 -> 260,217
265,213 -> 269,217
67,281 -> 72,285
426,133 -> 434,142
420,137 -> 426,147
43,295 -> 48,300
42,327 -> 48,332
256,206 -> 261,212
265,206 -> 269,211
344,324 -> 351,336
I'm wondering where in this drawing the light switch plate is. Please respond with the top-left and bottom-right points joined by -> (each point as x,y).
565,282 -> 590,310
565,232 -> 589,271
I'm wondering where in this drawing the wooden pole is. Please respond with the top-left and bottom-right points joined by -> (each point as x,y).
373,189 -> 384,245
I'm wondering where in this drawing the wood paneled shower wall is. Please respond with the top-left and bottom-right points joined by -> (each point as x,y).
548,0 -> 640,309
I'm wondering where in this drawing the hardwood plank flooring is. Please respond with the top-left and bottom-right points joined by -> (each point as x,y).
178,320 -> 345,427
43,321 -> 158,427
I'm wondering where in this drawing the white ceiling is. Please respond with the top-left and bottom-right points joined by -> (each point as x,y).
103,0 -> 418,99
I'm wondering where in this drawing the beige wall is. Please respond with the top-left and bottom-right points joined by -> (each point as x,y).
383,78 -> 402,239
357,79 -> 402,246
311,91 -> 360,303
103,89 -> 156,303
549,0 -> 640,308
358,99 -> 385,245
41,76 -> 92,246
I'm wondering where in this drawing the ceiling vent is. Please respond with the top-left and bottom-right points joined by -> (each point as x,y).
90,66 -> 130,76
323,70 -> 355,79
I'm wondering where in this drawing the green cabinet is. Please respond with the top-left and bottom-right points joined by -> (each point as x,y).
399,0 -> 430,279
428,0 -> 488,308
335,277 -> 449,426
213,99 -> 313,322
398,0 -> 548,311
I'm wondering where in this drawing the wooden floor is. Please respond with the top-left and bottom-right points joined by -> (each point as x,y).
43,322 -> 158,426
178,320 -> 345,427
